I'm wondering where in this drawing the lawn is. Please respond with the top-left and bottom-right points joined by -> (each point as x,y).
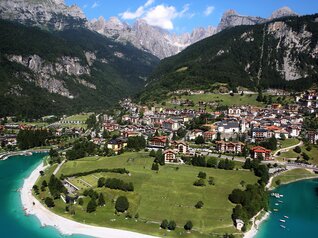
278,138 -> 300,149
270,168 -> 318,189
36,152 -> 258,238
63,113 -> 93,122
277,144 -> 318,165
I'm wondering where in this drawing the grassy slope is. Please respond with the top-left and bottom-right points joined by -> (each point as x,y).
271,169 -> 318,189
35,152 -> 258,237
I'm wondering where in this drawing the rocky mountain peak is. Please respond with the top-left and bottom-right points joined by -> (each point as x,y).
217,9 -> 265,32
223,9 -> 239,17
270,6 -> 297,19
0,0 -> 86,30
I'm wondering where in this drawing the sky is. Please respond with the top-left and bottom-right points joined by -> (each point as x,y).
65,0 -> 318,33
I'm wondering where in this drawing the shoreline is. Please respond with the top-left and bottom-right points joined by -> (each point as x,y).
20,161 -> 158,238
244,169 -> 318,238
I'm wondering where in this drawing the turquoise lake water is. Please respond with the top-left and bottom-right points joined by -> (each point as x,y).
256,178 -> 318,238
0,153 -> 91,238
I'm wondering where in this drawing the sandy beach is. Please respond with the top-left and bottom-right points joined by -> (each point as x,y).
20,161 -> 158,238
243,211 -> 270,238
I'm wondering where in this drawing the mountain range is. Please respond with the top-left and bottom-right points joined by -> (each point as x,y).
0,0 -> 316,117
139,13 -> 318,103
0,0 -> 299,59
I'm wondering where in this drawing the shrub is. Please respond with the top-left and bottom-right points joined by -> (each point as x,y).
78,198 -> 84,206
193,179 -> 206,186
293,146 -> 301,153
198,171 -> 207,179
45,197 -> 55,208
168,220 -> 176,230
184,221 -> 193,231
160,219 -> 169,229
115,196 -> 129,212
195,201 -> 204,209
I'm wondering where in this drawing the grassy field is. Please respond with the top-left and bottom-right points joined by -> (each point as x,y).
64,113 -> 93,122
271,169 -> 318,189
274,139 -> 300,154
35,152 -> 258,237
277,144 -> 318,165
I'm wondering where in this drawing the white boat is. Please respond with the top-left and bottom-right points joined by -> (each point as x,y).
273,209 -> 279,212
280,225 -> 286,229
275,203 -> 279,206
280,219 -> 286,223
284,215 -> 289,219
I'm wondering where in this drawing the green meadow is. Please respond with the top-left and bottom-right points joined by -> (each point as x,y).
35,152 -> 258,237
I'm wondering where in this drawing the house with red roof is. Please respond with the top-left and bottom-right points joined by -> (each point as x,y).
148,136 -> 167,149
250,146 -> 272,160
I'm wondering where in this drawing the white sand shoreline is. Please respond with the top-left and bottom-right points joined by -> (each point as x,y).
243,211 -> 270,238
20,161 -> 158,238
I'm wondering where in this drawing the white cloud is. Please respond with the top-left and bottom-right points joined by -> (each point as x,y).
120,0 -> 155,20
120,6 -> 145,20
83,4 -> 88,9
120,1 -> 193,30
204,6 -> 215,16
91,2 -> 99,9
144,0 -> 155,8
143,5 -> 177,30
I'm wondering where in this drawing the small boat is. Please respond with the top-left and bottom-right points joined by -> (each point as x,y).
279,194 -> 284,198
280,225 -> 286,229
273,209 -> 279,212
284,215 -> 289,219
280,219 -> 286,223
278,200 -> 284,203
275,203 -> 279,206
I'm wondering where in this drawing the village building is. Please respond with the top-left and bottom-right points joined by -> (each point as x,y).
162,119 -> 180,131
250,146 -> 272,160
216,141 -> 244,154
307,130 -> 318,144
107,138 -> 127,154
171,141 -> 189,154
148,136 -> 167,149
203,131 -> 216,141
163,149 -> 180,163
235,219 -> 245,231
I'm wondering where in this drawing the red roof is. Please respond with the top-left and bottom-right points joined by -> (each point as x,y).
251,146 -> 271,153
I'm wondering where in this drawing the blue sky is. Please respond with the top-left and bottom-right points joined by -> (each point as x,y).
65,0 -> 318,33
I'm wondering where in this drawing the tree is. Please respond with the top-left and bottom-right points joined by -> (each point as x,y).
195,136 -> 205,144
98,177 -> 106,187
208,176 -> 215,185
45,197 -> 55,208
102,130 -> 110,139
302,152 -> 310,161
42,180 -> 48,187
184,221 -> 193,231
151,162 -> 159,171
98,193 -> 106,206
160,219 -> 169,229
149,150 -> 156,157
86,199 -> 97,213
78,198 -> 84,206
168,220 -> 176,230
294,146 -> 301,153
242,159 -> 252,169
193,179 -> 206,186
33,185 -> 39,195
86,114 -> 97,129
280,133 -> 286,140
49,148 -> 58,158
127,136 -> 146,151
198,171 -> 207,179
195,201 -> 204,209
115,196 -> 129,212
207,157 -> 218,168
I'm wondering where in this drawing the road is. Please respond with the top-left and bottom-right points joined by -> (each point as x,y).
273,140 -> 303,157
